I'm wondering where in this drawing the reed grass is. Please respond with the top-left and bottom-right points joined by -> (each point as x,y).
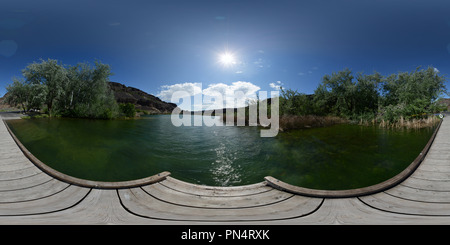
222,109 -> 441,132
362,116 -> 440,129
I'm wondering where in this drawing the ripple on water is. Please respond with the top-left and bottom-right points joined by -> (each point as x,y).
5,115 -> 436,189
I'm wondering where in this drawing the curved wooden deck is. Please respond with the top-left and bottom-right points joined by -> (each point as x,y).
1,112 -> 450,224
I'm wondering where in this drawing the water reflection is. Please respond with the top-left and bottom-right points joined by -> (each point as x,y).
6,115 -> 435,189
211,142 -> 241,186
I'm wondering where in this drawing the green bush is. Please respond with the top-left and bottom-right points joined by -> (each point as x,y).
279,66 -> 447,126
5,59 -> 121,119
119,103 -> 136,118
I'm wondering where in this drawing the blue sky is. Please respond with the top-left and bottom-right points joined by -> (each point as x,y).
1,0 -> 450,110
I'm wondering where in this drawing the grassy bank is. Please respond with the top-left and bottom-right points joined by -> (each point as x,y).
276,67 -> 447,131
360,115 -> 441,129
279,114 -> 441,131
221,109 -> 441,132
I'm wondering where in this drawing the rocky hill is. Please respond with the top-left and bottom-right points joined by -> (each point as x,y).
0,83 -> 178,114
108,82 -> 177,114
438,98 -> 450,111
0,93 -> 16,111
0,96 -> 5,109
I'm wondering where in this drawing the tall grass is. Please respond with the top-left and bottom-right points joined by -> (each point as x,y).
374,116 -> 440,129
220,106 -> 441,132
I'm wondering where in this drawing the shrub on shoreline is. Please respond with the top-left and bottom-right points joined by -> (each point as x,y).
5,59 -> 120,119
277,67 -> 447,131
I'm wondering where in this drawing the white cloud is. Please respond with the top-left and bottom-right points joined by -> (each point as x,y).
157,82 -> 202,101
202,83 -> 229,97
203,81 -> 260,97
158,81 -> 261,110
203,81 -> 260,109
269,81 -> 283,90
229,81 -> 261,97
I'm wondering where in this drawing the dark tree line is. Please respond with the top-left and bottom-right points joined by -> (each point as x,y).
279,67 -> 447,124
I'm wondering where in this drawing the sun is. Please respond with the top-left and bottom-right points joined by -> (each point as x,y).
219,52 -> 236,66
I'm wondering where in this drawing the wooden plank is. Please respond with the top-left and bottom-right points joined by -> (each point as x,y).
418,158 -> 450,166
0,166 -> 42,181
400,177 -> 450,192
0,189 -> 161,225
161,176 -> 272,197
423,154 -> 450,161
410,163 -> 450,173
0,172 -> 53,191
0,153 -> 30,164
359,191 -> 450,216
0,161 -> 36,172
295,198 -> 450,224
409,169 -> 450,181
385,184 -> 450,203
0,158 -> 37,171
0,179 -> 70,203
0,147 -> 23,156
141,182 -> 294,209
0,185 -> 90,216
118,187 -> 323,221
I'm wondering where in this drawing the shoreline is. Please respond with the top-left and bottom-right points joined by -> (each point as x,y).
2,110 -> 442,133
0,110 -> 25,120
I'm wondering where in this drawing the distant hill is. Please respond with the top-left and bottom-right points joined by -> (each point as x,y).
438,98 -> 450,111
0,95 -> 4,109
108,82 -> 178,114
0,92 -> 16,111
0,83 -> 178,114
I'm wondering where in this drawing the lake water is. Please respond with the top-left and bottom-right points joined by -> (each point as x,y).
6,115 -> 435,190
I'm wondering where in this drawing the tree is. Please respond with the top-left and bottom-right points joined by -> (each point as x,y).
319,68 -> 356,117
21,58 -> 69,116
6,59 -> 120,119
312,83 -> 332,116
278,88 -> 315,116
279,88 -> 299,115
5,79 -> 31,112
27,83 -> 48,111
353,72 -> 381,116
380,67 -> 446,120
61,61 -> 119,119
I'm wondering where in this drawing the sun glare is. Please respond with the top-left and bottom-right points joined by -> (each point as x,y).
219,52 -> 236,66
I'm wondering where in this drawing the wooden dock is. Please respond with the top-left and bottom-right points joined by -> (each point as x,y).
1,112 -> 450,224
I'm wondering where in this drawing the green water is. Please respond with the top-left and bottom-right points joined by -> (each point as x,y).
6,115 -> 435,190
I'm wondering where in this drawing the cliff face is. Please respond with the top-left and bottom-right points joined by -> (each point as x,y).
108,82 -> 177,114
